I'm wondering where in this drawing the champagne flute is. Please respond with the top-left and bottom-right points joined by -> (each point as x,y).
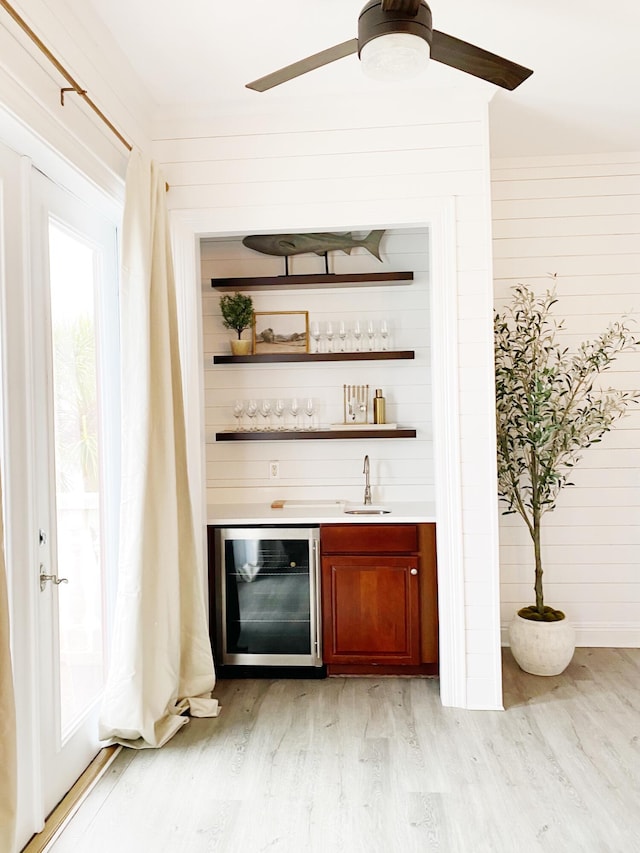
352,320 -> 363,352
379,319 -> 390,351
325,320 -> 334,353
304,397 -> 315,430
310,320 -> 322,353
232,399 -> 244,431
367,319 -> 376,351
338,320 -> 348,352
259,398 -> 272,431
274,398 -> 285,430
246,398 -> 258,430
289,397 -> 300,430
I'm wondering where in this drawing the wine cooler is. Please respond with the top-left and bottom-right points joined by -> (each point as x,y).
213,526 -> 323,674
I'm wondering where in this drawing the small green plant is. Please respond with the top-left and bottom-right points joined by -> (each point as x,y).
494,283 -> 639,621
220,292 -> 254,340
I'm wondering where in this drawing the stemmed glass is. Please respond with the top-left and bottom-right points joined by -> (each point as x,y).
352,320 -> 363,352
367,319 -> 376,351
379,319 -> 390,351
325,321 -> 335,353
338,320 -> 348,352
274,398 -> 285,430
289,397 -> 300,430
310,321 -> 322,353
245,398 -> 258,430
304,397 -> 315,430
259,398 -> 272,431
232,399 -> 244,431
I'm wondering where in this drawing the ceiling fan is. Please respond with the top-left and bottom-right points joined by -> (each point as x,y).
246,0 -> 532,93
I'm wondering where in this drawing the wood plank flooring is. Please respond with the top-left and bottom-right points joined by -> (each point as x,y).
44,648 -> 640,853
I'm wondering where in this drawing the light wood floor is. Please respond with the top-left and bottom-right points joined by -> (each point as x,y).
45,648 -> 640,853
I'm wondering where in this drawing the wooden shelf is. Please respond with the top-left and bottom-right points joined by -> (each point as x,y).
211,271 -> 414,291
213,350 -> 415,365
216,429 -> 417,441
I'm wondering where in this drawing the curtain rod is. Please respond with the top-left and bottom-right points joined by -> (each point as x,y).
0,0 -> 132,151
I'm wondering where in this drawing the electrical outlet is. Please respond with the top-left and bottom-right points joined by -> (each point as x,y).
269,461 -> 279,480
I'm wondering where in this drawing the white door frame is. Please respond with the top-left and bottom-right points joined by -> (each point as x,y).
169,197 -> 467,708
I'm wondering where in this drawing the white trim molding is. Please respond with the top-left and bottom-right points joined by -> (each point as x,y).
170,196 -> 470,708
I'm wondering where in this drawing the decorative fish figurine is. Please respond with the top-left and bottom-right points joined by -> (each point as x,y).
242,230 -> 385,261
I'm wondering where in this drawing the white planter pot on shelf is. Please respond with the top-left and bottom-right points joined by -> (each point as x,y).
508,612 -> 576,676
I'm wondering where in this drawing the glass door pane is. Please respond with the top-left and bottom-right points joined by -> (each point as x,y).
224,537 -> 312,656
48,220 -> 105,739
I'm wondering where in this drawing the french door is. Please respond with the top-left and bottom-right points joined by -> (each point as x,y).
29,168 -> 120,817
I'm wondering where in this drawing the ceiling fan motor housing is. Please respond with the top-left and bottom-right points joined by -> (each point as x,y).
357,0 -> 433,56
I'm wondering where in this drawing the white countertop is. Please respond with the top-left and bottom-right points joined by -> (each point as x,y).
206,501 -> 436,526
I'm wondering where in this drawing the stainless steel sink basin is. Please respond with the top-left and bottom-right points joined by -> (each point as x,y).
343,505 -> 391,515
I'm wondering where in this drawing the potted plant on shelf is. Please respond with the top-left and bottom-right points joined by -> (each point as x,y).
494,283 -> 638,676
220,292 -> 254,355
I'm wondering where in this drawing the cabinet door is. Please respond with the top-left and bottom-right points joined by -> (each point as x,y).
322,555 -> 420,665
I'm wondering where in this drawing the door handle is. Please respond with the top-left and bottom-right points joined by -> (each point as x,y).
410,568 -> 418,576
39,565 -> 69,592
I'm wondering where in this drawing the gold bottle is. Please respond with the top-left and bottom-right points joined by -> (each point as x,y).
373,388 -> 386,424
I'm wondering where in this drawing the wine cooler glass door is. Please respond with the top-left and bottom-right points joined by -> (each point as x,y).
216,527 -> 321,667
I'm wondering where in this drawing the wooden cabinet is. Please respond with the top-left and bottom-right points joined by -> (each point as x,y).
320,523 -> 438,675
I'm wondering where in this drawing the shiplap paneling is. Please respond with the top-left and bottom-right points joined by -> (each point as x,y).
201,229 -> 433,505
492,151 -> 640,648
158,93 -> 502,709
0,0 -> 153,189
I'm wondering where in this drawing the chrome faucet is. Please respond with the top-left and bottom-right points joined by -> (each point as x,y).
363,455 -> 372,505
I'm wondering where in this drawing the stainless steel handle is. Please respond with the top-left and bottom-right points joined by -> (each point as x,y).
40,565 -> 69,592
312,538 -> 322,664
410,568 -> 418,576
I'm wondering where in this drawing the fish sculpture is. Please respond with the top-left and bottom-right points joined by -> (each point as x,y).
242,230 -> 385,261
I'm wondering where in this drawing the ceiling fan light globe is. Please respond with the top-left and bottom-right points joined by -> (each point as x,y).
360,32 -> 430,81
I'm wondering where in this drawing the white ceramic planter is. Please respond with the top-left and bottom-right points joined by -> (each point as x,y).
508,612 -> 576,676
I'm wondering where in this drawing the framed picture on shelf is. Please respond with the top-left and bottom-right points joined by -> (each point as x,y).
253,311 -> 309,355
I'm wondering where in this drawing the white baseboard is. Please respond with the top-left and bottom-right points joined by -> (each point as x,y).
501,622 -> 640,648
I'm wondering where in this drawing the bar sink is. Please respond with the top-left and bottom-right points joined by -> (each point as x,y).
343,505 -> 391,515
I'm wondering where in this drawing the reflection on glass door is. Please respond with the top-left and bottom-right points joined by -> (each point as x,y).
48,221 -> 105,738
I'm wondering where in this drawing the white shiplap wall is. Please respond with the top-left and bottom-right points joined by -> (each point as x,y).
156,88 -> 502,709
0,0 -> 152,192
201,229 -> 431,505
492,151 -> 640,647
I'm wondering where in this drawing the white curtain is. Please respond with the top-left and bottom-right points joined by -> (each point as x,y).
99,151 -> 219,749
0,467 -> 17,851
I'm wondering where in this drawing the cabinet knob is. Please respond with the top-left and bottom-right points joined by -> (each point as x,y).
410,568 -> 418,576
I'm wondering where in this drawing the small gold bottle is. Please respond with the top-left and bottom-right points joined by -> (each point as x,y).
373,388 -> 386,424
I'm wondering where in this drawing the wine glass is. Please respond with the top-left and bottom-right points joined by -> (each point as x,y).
232,399 -> 244,431
310,320 -> 322,353
338,320 -> 348,352
379,319 -> 390,351
325,321 -> 334,353
352,320 -> 362,352
259,398 -> 272,430
304,397 -> 315,430
245,398 -> 258,430
274,398 -> 285,430
289,397 -> 300,430
367,319 -> 376,351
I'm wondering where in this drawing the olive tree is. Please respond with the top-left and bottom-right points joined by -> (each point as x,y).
494,284 -> 638,621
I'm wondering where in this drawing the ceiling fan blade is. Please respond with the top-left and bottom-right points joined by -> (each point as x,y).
430,30 -> 533,90
246,38 -> 359,92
